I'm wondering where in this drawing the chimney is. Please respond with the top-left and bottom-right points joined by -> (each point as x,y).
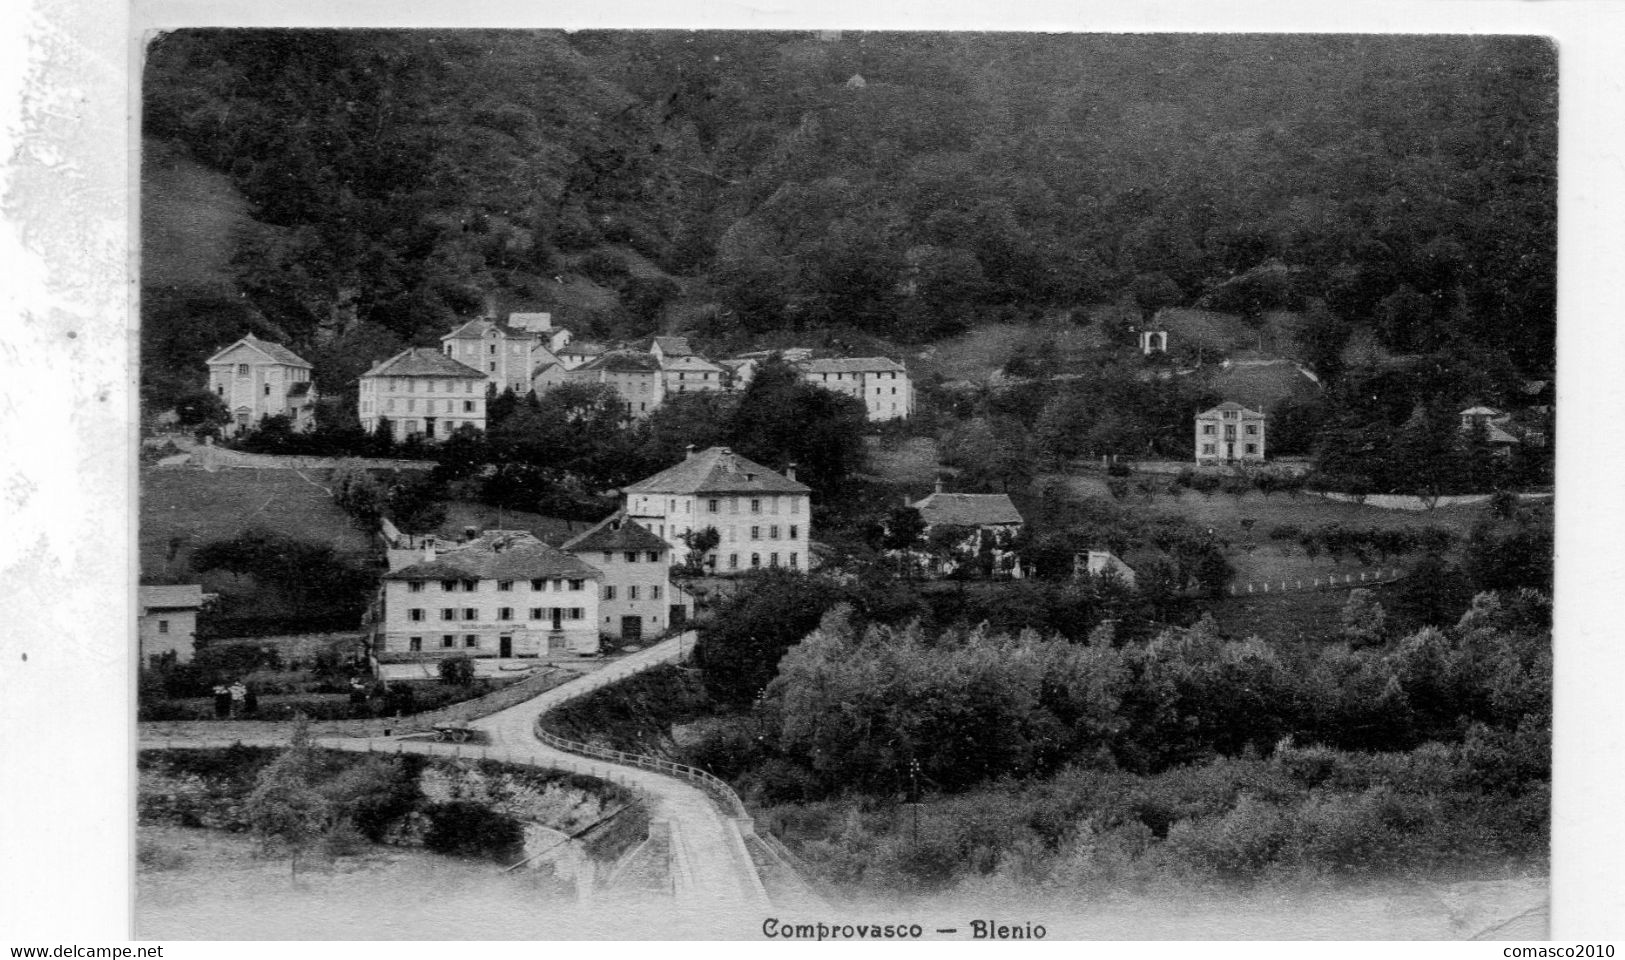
685,444 -> 696,460
422,542 -> 436,563
785,463 -> 797,482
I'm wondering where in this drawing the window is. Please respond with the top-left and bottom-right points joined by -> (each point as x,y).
1201,443 -> 1216,455
1245,443 -> 1258,455
530,579 -> 544,591
1245,424 -> 1258,435
568,579 -> 583,591
708,499 -> 719,513
408,581 -> 424,593
498,607 -> 513,620
465,635 -> 477,648
441,580 -> 457,592
488,362 -> 496,372
624,552 -> 638,563
462,580 -> 477,592
1202,424 -> 1215,435
750,526 -> 760,540
629,586 -> 640,601
646,551 -> 660,562
770,552 -> 779,568
602,551 -> 613,564
729,553 -> 739,569
216,384 -> 223,396
409,609 -> 425,622
569,608 -> 584,620
497,580 -> 513,591
789,552 -> 799,569
652,585 -> 662,600
463,608 -> 478,621
751,499 -> 761,513
464,400 -> 475,413
770,525 -> 779,539
603,585 -> 617,601
441,609 -> 455,621
751,553 -> 761,568
442,635 -> 455,649
236,363 -> 249,376
409,637 -> 422,652
789,525 -> 799,540
791,499 -> 800,515
157,620 -> 169,634
263,383 -> 271,396
530,608 -> 543,620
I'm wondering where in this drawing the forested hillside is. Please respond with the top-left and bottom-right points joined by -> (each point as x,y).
141,30 -> 1555,408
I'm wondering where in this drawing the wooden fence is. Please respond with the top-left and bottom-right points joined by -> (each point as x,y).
1228,568 -> 1404,597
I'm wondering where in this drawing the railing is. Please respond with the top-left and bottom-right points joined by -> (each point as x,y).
530,631 -> 750,819
1228,567 -> 1405,597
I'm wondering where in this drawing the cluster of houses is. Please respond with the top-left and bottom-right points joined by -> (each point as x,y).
202,314 -> 915,442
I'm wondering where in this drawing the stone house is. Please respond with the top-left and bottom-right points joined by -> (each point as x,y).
563,512 -> 689,643
909,479 -> 1025,578
440,315 -> 561,396
621,446 -> 812,573
378,530 -> 603,659
796,357 -> 914,421
1195,402 -> 1266,464
137,584 -> 212,665
555,341 -> 608,370
567,350 -> 666,419
204,334 -> 317,435
660,354 -> 727,395
359,348 -> 488,442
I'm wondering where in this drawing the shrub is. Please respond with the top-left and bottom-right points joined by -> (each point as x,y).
1106,462 -> 1133,477
438,655 -> 476,687
1189,473 -> 1222,496
422,800 -> 525,862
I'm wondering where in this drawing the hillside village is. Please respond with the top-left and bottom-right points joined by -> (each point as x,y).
135,30 -> 1555,935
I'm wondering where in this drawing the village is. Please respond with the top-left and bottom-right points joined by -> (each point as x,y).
127,29 -> 1556,940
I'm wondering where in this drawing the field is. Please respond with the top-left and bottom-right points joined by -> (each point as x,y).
1044,470 -> 1484,584
910,321 -> 1108,383
862,436 -> 942,487
140,467 -> 375,582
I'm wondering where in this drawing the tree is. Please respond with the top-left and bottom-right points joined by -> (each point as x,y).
1339,588 -> 1389,648
694,569 -> 852,707
438,654 -> 476,687
173,389 -> 230,428
879,505 -> 928,576
246,718 -> 330,879
728,355 -> 867,493
679,525 -> 721,572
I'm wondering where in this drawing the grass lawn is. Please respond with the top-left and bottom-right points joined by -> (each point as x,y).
141,467 -> 375,582
1044,470 -> 1486,584
1206,581 -> 1405,645
862,435 -> 941,486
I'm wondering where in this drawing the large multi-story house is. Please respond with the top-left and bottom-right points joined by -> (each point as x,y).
378,531 -> 603,659
796,357 -> 914,421
359,348 -> 487,442
567,350 -> 666,419
660,354 -> 727,395
562,512 -> 688,642
204,333 -> 317,435
621,446 -> 812,573
1195,402 -> 1267,464
440,314 -> 562,396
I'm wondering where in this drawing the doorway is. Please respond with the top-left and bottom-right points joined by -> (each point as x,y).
550,608 -> 563,631
499,635 -> 512,658
621,616 -> 643,642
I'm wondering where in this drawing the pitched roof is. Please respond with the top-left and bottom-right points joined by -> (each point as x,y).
911,492 -> 1024,527
1460,405 -> 1504,417
139,584 -> 207,610
661,354 -> 723,372
384,531 -> 602,581
652,336 -> 694,357
205,334 -> 313,369
622,446 -> 811,496
558,341 -> 607,357
798,357 -> 907,375
441,317 -> 541,341
579,350 -> 661,373
362,348 -> 487,379
562,512 -> 670,554
1485,423 -> 1521,444
1197,402 -> 1264,418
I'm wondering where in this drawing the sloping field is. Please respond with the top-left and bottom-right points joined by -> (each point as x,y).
1202,360 -> 1323,412
140,468 -> 374,582
140,138 -> 266,294
913,322 -> 1109,383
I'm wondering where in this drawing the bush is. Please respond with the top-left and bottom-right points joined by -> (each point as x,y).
422,800 -> 525,862
1106,462 -> 1133,477
438,655 -> 476,687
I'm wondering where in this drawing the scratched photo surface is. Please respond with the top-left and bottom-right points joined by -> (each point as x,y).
133,30 -> 1554,940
